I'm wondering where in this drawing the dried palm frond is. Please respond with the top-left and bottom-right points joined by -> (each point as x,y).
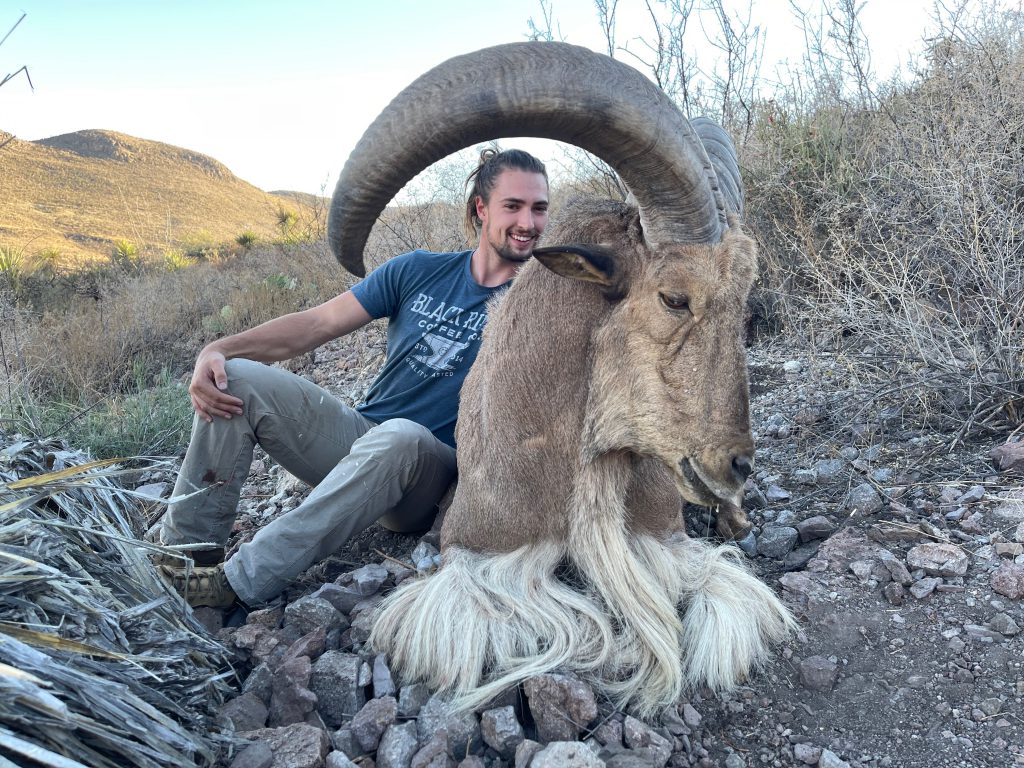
0,431 -> 235,767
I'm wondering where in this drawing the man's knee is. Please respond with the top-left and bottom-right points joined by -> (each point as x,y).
363,418 -> 436,458
222,358 -> 270,400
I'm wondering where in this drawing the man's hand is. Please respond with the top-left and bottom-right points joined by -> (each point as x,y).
189,347 -> 244,422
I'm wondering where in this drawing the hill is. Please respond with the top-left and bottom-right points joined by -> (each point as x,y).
0,128 -> 320,264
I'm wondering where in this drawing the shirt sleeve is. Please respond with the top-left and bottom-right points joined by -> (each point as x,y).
349,251 -> 416,319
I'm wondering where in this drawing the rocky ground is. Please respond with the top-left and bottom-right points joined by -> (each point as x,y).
139,326 -> 1024,768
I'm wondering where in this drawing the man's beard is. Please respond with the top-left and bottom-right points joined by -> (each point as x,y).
488,230 -> 535,263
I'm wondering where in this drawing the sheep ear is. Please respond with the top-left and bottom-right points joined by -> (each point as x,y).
533,245 -> 616,286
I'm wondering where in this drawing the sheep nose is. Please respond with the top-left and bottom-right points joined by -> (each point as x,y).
731,454 -> 753,484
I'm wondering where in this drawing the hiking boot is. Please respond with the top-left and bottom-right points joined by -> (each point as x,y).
151,547 -> 225,568
160,562 -> 238,609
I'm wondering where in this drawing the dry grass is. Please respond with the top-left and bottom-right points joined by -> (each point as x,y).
0,129 -> 320,265
741,5 -> 1024,439
0,435 -> 235,766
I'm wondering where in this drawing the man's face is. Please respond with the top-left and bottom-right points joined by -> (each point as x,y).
476,169 -> 549,263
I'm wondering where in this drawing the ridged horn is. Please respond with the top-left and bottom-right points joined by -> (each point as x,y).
329,41 -> 727,277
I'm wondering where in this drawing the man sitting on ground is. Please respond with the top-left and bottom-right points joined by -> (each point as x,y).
158,148 -> 550,609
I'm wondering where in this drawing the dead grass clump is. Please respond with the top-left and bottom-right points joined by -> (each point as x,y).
0,433 -> 235,766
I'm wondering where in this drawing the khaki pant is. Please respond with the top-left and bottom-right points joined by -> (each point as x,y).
160,359 -> 457,604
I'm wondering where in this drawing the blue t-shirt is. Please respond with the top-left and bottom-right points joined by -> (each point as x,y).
350,250 -> 507,448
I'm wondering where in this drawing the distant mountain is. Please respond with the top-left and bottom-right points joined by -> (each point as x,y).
0,128 -> 321,263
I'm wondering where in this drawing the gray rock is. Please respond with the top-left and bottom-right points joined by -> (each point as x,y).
398,682 -> 432,717
350,563 -> 389,595
774,509 -> 797,526
269,655 -> 317,727
310,651 -> 366,728
991,563 -> 1024,599
735,531 -> 757,556
980,697 -> 1003,716
235,723 -> 330,768
622,716 -> 671,767
378,721 -> 420,768
592,718 -> 623,747
819,749 -> 852,768
844,483 -> 884,515
956,485 -> 986,504
351,696 -> 398,752
795,515 -> 835,542
783,360 -> 803,374
849,559 -> 875,583
793,743 -> 822,764
870,468 -> 895,484
284,596 -> 346,635
326,752 -> 360,768
310,583 -> 365,616
229,742 -> 273,768
965,624 -> 1004,643
410,735 -> 452,768
757,526 -> 798,559
724,754 -> 746,768
882,582 -> 905,605
416,694 -> 482,760
744,484 -> 769,509
515,740 -> 544,768
909,576 -> 941,599
812,459 -> 847,483
793,469 -> 817,485
531,741 -> 604,767
241,662 -> 274,705
681,702 -> 702,728
330,727 -> 363,759
765,484 -> 791,502
373,654 -> 397,698
990,612 -> 1020,636
480,705 -> 525,758
799,656 -> 838,692
221,692 -> 269,732
411,541 -> 440,564
523,673 -> 598,743
349,610 -> 375,644
878,550 -> 913,586
906,543 -> 969,577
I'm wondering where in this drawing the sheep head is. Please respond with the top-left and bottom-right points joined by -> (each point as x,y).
535,220 -> 756,513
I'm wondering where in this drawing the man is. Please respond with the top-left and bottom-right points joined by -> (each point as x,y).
158,148 -> 549,609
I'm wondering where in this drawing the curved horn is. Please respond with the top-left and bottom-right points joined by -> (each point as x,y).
329,41 -> 727,277
691,116 -> 743,219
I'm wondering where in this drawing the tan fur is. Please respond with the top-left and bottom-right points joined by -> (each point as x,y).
372,198 -> 796,715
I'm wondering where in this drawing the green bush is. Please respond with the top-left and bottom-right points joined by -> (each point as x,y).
110,238 -> 142,274
9,370 -> 194,459
236,230 -> 259,249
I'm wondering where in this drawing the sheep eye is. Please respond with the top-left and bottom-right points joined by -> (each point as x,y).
659,293 -> 690,312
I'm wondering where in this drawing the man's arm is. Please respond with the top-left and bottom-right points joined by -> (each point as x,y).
189,291 -> 373,422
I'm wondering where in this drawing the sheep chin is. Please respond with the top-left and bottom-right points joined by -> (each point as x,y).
675,457 -> 743,509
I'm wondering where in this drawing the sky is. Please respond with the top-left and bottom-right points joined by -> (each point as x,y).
1,0 -> 941,196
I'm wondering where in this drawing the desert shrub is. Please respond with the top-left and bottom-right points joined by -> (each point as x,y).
236,230 -> 259,249
162,248 -> 197,272
0,245 -> 27,294
110,238 -> 142,274
8,369 -> 194,459
743,4 -> 1024,435
1,239 -> 352,405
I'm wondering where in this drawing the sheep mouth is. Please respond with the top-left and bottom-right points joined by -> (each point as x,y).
676,457 -> 743,508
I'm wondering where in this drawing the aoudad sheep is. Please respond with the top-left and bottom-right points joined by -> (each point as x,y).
327,41 -> 797,717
